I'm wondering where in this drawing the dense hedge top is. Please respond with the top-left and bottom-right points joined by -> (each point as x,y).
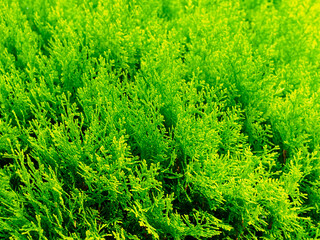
0,0 -> 319,239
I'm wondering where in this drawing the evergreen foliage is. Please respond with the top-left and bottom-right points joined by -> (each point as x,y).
0,0 -> 319,239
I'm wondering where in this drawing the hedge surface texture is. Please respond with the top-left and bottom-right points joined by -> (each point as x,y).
0,0 -> 319,239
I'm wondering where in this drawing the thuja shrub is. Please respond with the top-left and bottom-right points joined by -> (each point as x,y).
0,0 -> 319,239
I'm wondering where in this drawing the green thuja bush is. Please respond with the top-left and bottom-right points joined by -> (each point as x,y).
0,0 -> 319,239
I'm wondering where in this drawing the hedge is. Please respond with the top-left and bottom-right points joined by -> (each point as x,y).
0,0 -> 319,239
